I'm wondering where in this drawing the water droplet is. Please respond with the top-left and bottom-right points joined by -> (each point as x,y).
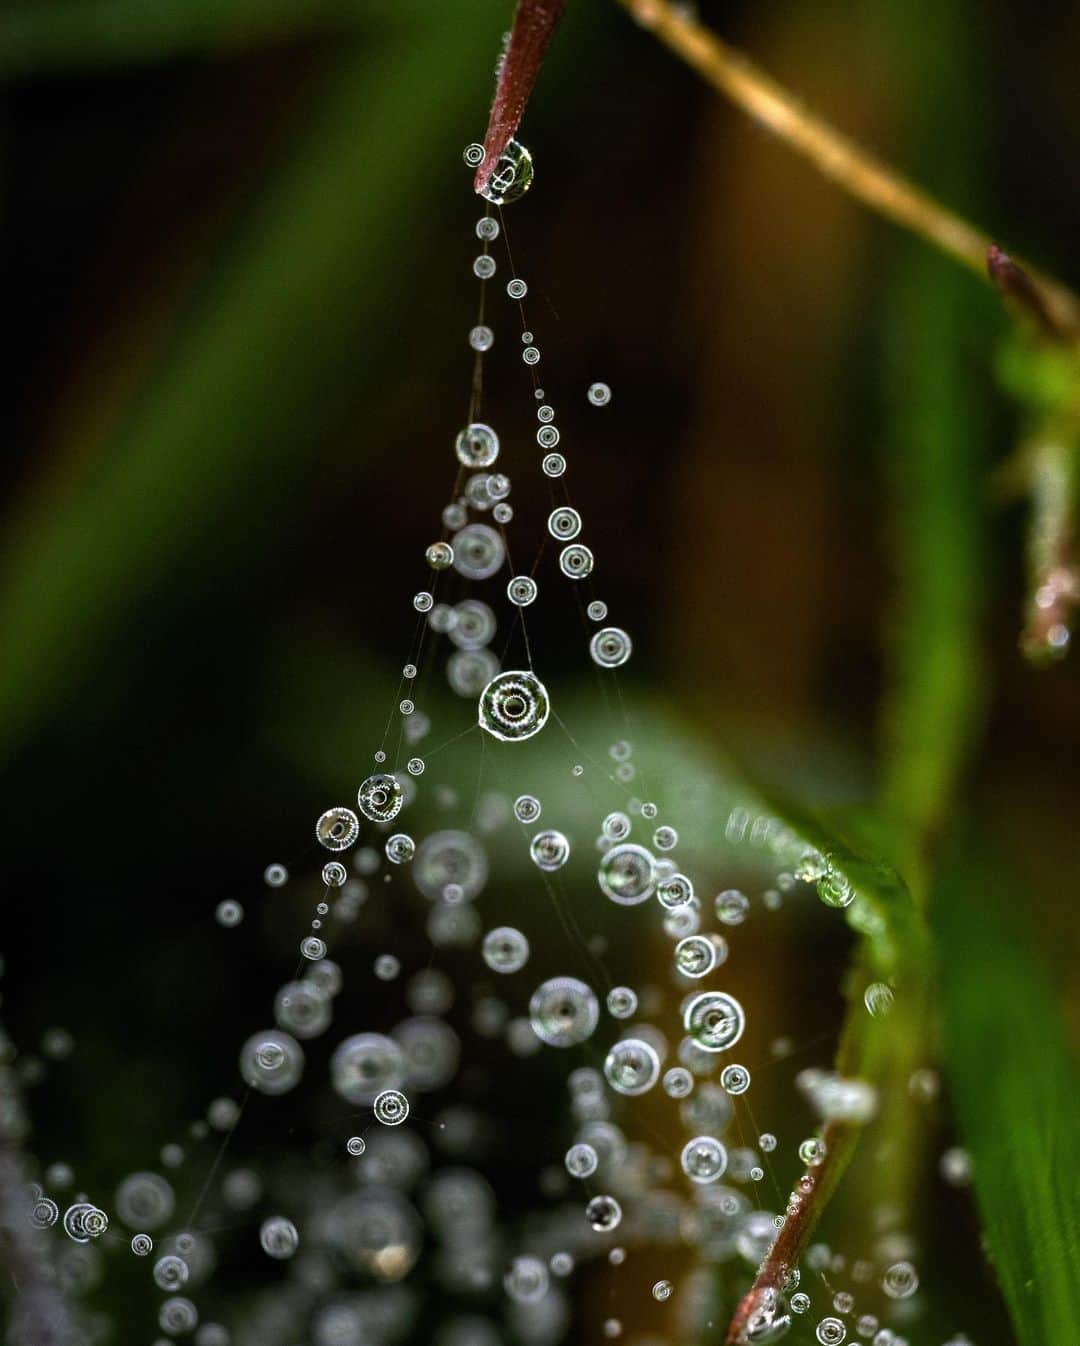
507,575 -> 538,606
587,382 -> 612,406
683,991 -> 746,1052
529,976 -> 598,1047
559,543 -> 594,579
455,422 -> 499,467
680,1135 -> 727,1184
529,829 -> 570,871
373,1088 -> 410,1125
357,773 -> 404,822
478,138 -> 533,206
316,808 -> 359,852
590,627 -> 632,668
479,670 -> 550,741
604,1038 -> 660,1095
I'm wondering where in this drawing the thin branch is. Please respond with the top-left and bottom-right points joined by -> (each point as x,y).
475,0 -> 567,196
616,0 -> 1080,338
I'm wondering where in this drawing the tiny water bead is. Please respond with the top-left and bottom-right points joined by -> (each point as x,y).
374,954 -> 401,981
473,254 -> 496,279
530,829 -> 571,871
537,426 -> 560,451
403,663 -> 417,679
604,1038 -> 661,1096
264,863 -> 288,887
385,833 -> 416,864
587,600 -> 608,621
131,1233 -> 152,1255
587,382 -> 612,406
657,874 -> 695,909
598,843 -> 657,905
322,861 -> 347,887
529,976 -> 599,1047
425,541 -> 454,571
799,1137 -> 827,1165
462,142 -> 485,168
357,773 -> 404,822
602,810 -> 631,840
663,1066 -> 694,1099
413,590 -> 434,612
559,544 -> 594,579
153,1253 -> 189,1290
479,670 -> 550,741
816,1318 -> 846,1346
30,1197 -> 58,1228
240,1030 -> 304,1095
493,502 -> 513,523
373,1089 -> 410,1125
606,985 -> 638,1019
881,1260 -> 919,1298
301,935 -> 327,960
864,982 -> 895,1017
791,1292 -> 811,1314
452,523 -> 505,579
590,627 -> 633,669
684,991 -> 746,1052
817,864 -> 854,908
513,794 -> 542,823
653,825 -> 678,851
399,699 -> 414,715
315,806 -> 359,852
542,453 -> 566,477
585,1194 -> 622,1232
674,935 -> 718,978
215,899 -> 243,928
548,507 -> 582,540
715,888 -> 750,925
455,422 -> 499,468
680,1136 -> 728,1184
565,1142 -> 599,1178
346,1136 -> 366,1157
507,278 -> 528,299
407,757 -> 425,776
468,325 -> 494,352
507,575 -> 538,606
720,1064 -> 751,1095
259,1215 -> 299,1260
652,1280 -> 673,1302
478,138 -> 534,206
482,926 -> 530,974
522,345 -> 540,365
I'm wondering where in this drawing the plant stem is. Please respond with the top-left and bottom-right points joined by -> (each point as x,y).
615,0 -> 1080,336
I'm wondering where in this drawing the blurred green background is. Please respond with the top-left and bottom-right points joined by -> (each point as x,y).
1,0 -> 1078,1342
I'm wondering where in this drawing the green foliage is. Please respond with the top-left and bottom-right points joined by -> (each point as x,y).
935,847 -> 1080,1342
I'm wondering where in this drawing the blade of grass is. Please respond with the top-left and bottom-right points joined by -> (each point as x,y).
934,844 -> 1080,1344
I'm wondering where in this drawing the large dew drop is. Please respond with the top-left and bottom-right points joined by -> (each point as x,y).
478,670 -> 550,741
478,139 -> 534,206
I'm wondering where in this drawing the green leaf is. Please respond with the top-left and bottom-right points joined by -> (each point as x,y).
935,847 -> 1080,1344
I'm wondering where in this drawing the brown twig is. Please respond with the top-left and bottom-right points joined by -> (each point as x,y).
988,245 -> 1076,343
724,1119 -> 852,1342
474,0 -> 567,196
616,0 -> 1080,338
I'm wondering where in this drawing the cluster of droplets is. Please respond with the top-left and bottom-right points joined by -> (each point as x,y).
12,134 -> 957,1346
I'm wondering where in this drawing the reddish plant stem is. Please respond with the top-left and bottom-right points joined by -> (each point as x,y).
474,0 -> 567,196
724,1118 -> 852,1342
